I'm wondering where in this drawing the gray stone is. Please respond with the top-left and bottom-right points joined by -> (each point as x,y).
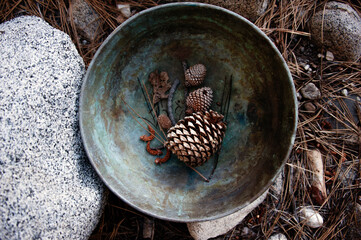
341,88 -> 348,96
187,190 -> 268,240
0,16 -> 104,239
298,206 -> 323,228
325,51 -> 335,61
304,102 -> 317,113
269,171 -> 284,200
116,3 -> 132,18
240,227 -> 256,238
339,163 -> 358,187
348,203 -> 361,238
301,83 -> 321,100
165,0 -> 270,22
269,233 -> 288,240
70,0 -> 101,41
322,95 -> 361,130
221,0 -> 270,22
310,2 -> 361,61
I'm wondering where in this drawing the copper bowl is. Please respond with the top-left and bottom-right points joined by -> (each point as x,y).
79,3 -> 297,222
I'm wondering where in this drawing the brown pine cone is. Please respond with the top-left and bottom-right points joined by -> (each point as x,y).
186,87 -> 213,114
165,110 -> 227,167
184,64 -> 206,87
157,114 -> 172,130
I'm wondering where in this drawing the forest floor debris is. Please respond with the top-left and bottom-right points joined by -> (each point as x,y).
1,0 -> 360,239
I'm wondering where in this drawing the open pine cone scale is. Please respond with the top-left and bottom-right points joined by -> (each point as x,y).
165,110 -> 227,167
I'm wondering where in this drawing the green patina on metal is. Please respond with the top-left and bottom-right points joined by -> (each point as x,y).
79,3 -> 297,222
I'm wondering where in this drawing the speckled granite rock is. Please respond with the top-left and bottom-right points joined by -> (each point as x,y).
310,1 -> 361,61
0,16 -> 104,239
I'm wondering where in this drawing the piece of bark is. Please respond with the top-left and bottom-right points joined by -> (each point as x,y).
308,149 -> 327,205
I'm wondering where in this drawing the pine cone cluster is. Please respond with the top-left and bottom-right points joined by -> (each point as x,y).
184,64 -> 206,87
186,87 -> 213,114
165,110 -> 227,167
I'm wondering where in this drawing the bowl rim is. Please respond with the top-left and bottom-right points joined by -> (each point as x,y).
79,2 -> 298,222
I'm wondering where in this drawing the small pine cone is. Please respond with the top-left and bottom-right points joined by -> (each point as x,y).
185,64 -> 206,87
165,110 -> 227,167
186,87 -> 213,114
158,114 -> 172,130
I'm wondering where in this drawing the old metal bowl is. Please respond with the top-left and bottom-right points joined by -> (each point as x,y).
79,3 -> 297,222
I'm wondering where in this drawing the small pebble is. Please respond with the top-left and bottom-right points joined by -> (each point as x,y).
301,83 -> 321,100
304,102 -> 317,113
317,53 -> 324,59
241,227 -> 250,234
341,89 -> 348,96
304,64 -> 310,71
299,206 -> 324,228
116,4 -> 132,18
326,51 -> 334,61
269,233 -> 288,240
241,227 -> 253,236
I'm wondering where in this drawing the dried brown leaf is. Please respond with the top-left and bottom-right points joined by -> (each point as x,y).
149,70 -> 171,105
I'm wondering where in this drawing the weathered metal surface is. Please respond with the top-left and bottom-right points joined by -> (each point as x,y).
79,3 -> 297,222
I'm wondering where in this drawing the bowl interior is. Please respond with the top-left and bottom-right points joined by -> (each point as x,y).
80,3 -> 297,222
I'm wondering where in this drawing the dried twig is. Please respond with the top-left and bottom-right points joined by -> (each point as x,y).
167,78 -> 180,126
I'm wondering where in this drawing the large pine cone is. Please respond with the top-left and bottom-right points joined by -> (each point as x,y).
186,87 -> 213,114
184,64 -> 206,87
165,110 -> 227,167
